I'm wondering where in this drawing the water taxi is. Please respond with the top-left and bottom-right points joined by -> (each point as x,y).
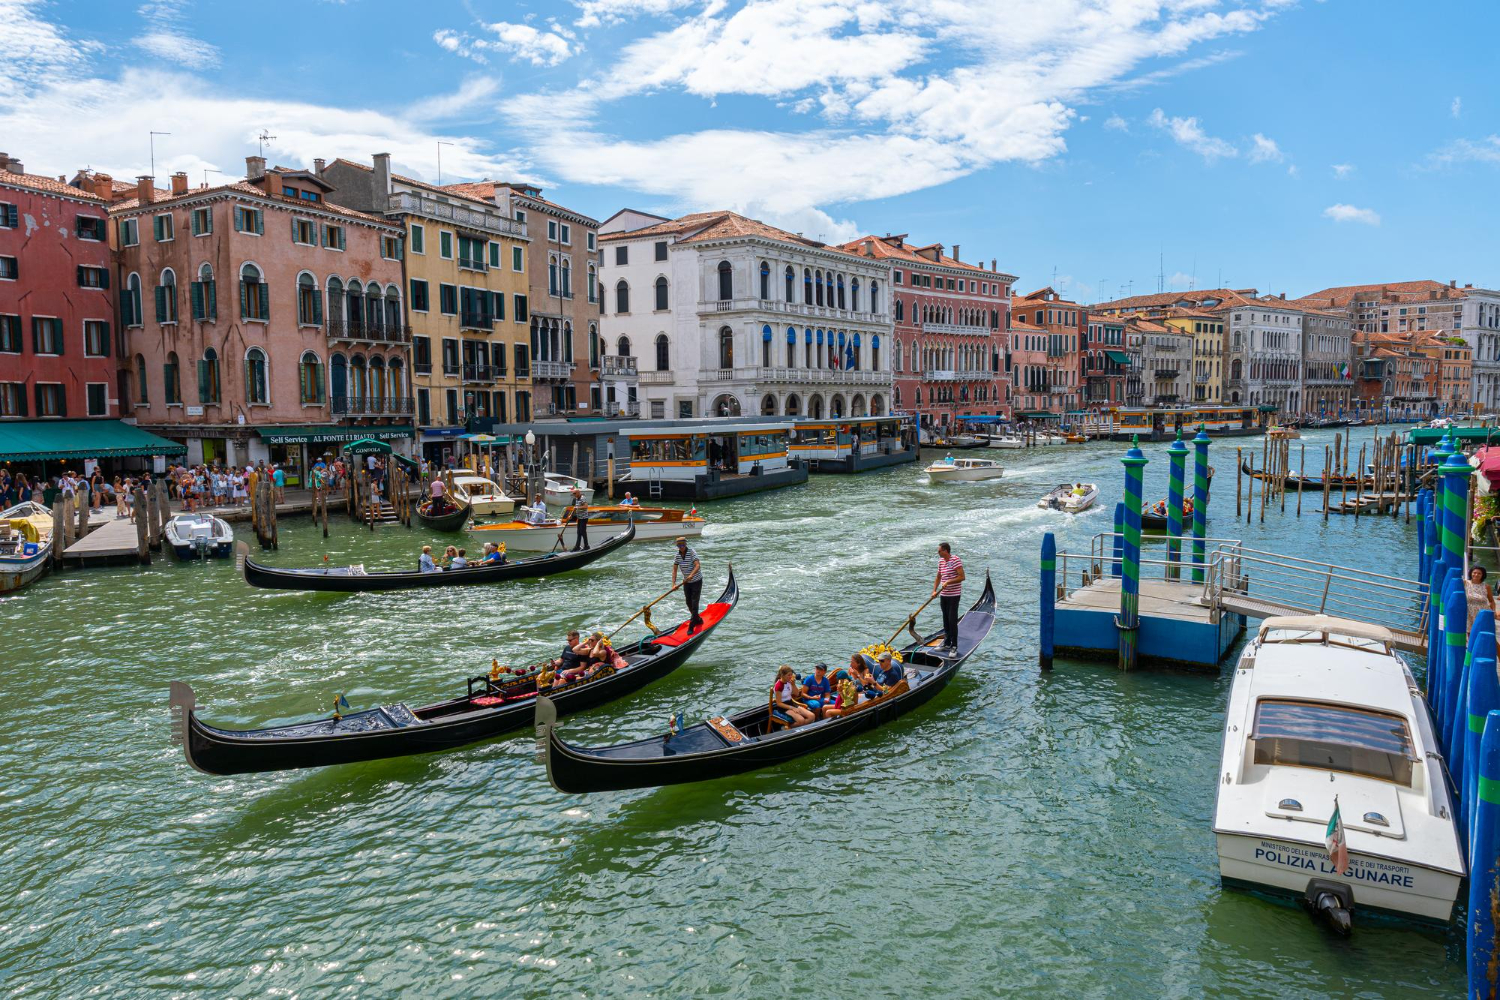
164,512 -> 234,559
986,434 -> 1026,449
544,473 -> 594,508
0,501 -> 53,593
450,474 -> 517,516
924,457 -> 1005,483
1213,616 -> 1464,930
469,504 -> 706,550
1038,483 -> 1098,513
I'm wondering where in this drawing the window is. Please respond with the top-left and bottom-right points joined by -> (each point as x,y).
35,383 -> 66,417
893,270 -> 903,285
548,256 -> 559,296
297,273 -> 322,326
382,235 -> 402,260
191,263 -> 216,321
514,294 -> 528,323
759,261 -> 770,299
588,264 -> 597,304
560,223 -> 571,245
561,259 -> 571,298
615,245 -> 629,266
439,231 -> 453,259
234,205 -> 264,234
153,213 -> 174,242
548,220 -> 558,241
512,246 -> 524,271
86,382 -> 108,416
84,320 -> 110,357
410,223 -> 425,254
164,351 -> 181,404
488,241 -> 501,268
0,256 -> 17,280
417,387 -> 431,425
411,279 -> 430,312
0,315 -> 18,352
77,266 -> 109,289
189,207 -> 212,237
123,274 -> 143,327
458,235 -> 485,270
135,354 -> 149,404
1,381 -> 27,416
717,260 -> 733,300
587,232 -> 596,251
0,202 -> 16,229
198,347 -> 221,404
718,327 -> 733,369
246,347 -> 269,404
655,276 -> 669,311
514,344 -> 530,377
439,283 -> 457,315
119,218 -> 139,246
290,217 -> 314,244
77,215 -> 107,241
155,269 -> 178,324
32,317 -> 63,354
615,280 -> 630,314
785,266 -> 795,302
1252,698 -> 1414,785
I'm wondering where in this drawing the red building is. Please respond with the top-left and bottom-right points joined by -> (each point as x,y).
1011,287 -> 1084,415
0,153 -> 117,421
841,234 -> 1014,432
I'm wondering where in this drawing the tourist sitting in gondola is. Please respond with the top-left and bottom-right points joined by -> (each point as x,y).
419,545 -> 438,573
481,541 -> 506,564
872,651 -> 903,687
800,662 -> 841,719
771,665 -> 815,727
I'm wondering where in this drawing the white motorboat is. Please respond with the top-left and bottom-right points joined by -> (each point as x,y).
987,435 -> 1026,450
470,504 -> 704,550
164,512 -> 234,559
449,474 -> 516,516
0,501 -> 54,593
1037,483 -> 1098,513
544,473 -> 595,508
1214,616 -> 1464,929
925,457 -> 1005,483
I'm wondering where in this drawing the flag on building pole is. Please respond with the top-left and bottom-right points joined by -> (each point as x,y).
1325,796 -> 1349,873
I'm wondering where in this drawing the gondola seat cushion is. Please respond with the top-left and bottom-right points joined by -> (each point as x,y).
651,601 -> 732,647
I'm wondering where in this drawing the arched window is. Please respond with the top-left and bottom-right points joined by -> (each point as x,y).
761,394 -> 777,416
894,299 -> 904,322
192,263 -> 216,322
785,265 -> 795,302
760,261 -> 770,299
347,279 -> 364,333
125,273 -> 143,327
197,346 -> 220,404
654,276 -> 668,311
245,347 -> 268,404
718,326 -> 734,370
617,336 -> 631,357
850,278 -> 860,312
836,274 -> 846,310
330,352 -> 348,410
870,280 -> 880,314
240,263 -> 268,321
655,334 -> 669,371
587,263 -> 597,304
893,339 -> 903,372
561,258 -> 571,298
365,282 -> 383,334
163,351 -> 181,404
717,260 -> 733,301
297,272 -> 321,326
135,353 -> 149,404
326,277 -> 345,333
156,267 -> 178,324
385,287 -> 401,332
616,279 -> 630,314
762,328 -> 772,368
785,393 -> 800,416
389,357 -> 406,405
299,351 -> 324,404
350,353 -> 367,402
803,268 -> 813,305
369,355 -> 386,405
815,270 -> 824,306
548,255 -> 559,296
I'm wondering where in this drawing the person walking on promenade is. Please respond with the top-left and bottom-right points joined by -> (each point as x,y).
933,541 -> 965,650
672,536 -> 703,633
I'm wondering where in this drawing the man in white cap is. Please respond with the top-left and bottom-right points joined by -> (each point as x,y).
671,535 -> 703,632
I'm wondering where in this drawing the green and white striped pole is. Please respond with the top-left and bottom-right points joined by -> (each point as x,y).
1118,436 -> 1148,671
1192,425 -> 1211,584
1166,431 -> 1186,581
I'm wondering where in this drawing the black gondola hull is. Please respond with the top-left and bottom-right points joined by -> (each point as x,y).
238,522 -> 632,592
414,501 -> 470,532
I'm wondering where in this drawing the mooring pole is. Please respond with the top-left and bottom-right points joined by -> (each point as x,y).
1468,712 -> 1500,999
1111,502 -> 1124,579
1166,431 -> 1186,582
1467,644 -> 1500,848
1192,426 -> 1210,585
1039,532 -> 1056,671
1117,436 -> 1148,671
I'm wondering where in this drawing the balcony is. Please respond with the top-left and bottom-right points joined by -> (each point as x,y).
1154,368 -> 1179,379
463,364 -> 499,383
757,367 -> 892,386
442,362 -> 461,378
457,256 -> 487,273
327,318 -> 412,345
533,360 -> 576,381
414,362 -> 432,376
601,355 -> 638,378
332,395 -> 415,418
922,322 -> 992,337
695,297 -> 884,323
460,311 -> 493,331
537,403 -> 577,418
605,400 -> 642,418
387,190 -> 526,238
639,370 -> 674,385
923,369 -> 957,382
1195,373 -> 1209,384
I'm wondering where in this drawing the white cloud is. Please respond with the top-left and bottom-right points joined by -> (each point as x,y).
133,0 -> 219,69
1323,203 -> 1380,226
1452,96 -> 1462,118
0,0 -> 105,101
573,0 -> 697,29
1248,132 -> 1282,163
434,22 -> 573,68
1286,163 -> 1297,177
1104,114 -> 1129,132
404,77 -> 502,121
1146,108 -> 1237,161
1429,135 -> 1500,167
1331,162 -> 1354,178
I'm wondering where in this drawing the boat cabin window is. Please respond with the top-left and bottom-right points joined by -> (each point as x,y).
1251,699 -> 1415,786
792,427 -> 835,446
630,437 -> 704,463
1260,627 -> 1388,654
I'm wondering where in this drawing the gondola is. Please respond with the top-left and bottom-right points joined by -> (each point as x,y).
170,567 -> 739,775
536,574 -> 996,793
1239,460 -> 1367,492
237,521 -> 633,593
1141,466 -> 1214,532
415,497 -> 470,532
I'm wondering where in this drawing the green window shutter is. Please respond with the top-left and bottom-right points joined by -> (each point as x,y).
494,290 -> 505,321
255,210 -> 264,235
239,281 -> 249,319
291,216 -> 298,240
190,281 -> 204,319
100,322 -> 111,357
258,282 -> 269,320
338,227 -> 346,251
312,289 -> 323,324
234,207 -> 243,231
76,265 -> 84,286
155,286 -> 168,323
100,268 -> 109,290
207,280 -> 217,320
198,360 -> 210,403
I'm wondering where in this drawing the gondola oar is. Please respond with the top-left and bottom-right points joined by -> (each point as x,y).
887,592 -> 938,648
608,580 -> 684,639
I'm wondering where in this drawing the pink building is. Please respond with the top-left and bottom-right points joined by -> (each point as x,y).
90,156 -> 408,479
1008,321 -> 1051,419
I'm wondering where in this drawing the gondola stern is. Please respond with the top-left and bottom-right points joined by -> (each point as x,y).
168,681 -> 213,775
534,696 -> 565,789
234,540 -> 250,579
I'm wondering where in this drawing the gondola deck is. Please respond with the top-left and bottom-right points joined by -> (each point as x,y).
536,575 -> 996,792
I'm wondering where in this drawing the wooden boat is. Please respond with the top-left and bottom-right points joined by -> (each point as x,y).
1240,460 -> 1367,492
924,457 -> 1004,482
1141,468 -> 1214,531
471,504 -> 705,550
1214,615 -> 1464,929
0,501 -> 53,594
1038,483 -> 1098,513
1265,423 -> 1300,440
164,512 -> 234,559
544,473 -> 595,507
415,497 -> 470,532
171,567 -> 738,775
1065,432 -> 1087,443
237,522 -> 633,592
538,574 -> 995,792
449,474 -> 516,516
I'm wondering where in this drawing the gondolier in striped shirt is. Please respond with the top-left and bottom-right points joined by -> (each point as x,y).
672,536 -> 703,633
933,542 -> 965,650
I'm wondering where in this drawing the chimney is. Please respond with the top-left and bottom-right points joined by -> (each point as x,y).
0,154 -> 23,174
951,244 -> 960,261
170,171 -> 188,195
1450,279 -> 1457,288
91,172 -> 114,202
372,152 -> 392,211
136,175 -> 156,205
314,157 -> 326,175
861,238 -> 874,256
1279,292 -> 1286,300
244,155 -> 266,180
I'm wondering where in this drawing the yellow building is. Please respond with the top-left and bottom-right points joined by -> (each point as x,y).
1165,310 -> 1226,405
322,156 -> 532,461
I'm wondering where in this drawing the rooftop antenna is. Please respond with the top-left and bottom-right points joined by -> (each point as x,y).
202,167 -> 222,188
256,130 -> 276,158
1189,255 -> 1197,291
1052,265 -> 1058,289
149,131 -> 171,179
1157,250 -> 1165,294
437,141 -> 454,185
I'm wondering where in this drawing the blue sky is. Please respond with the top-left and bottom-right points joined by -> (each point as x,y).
4,0 -> 1497,301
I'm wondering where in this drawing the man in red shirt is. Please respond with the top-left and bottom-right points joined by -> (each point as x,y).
933,542 -> 965,650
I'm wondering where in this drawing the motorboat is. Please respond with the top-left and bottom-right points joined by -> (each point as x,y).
449,474 -> 516,517
1213,616 -> 1464,930
1038,483 -> 1099,513
1265,423 -> 1301,440
164,512 -> 234,559
470,503 -> 705,550
544,473 -> 595,508
925,457 -> 1004,483
987,435 -> 1026,449
0,501 -> 53,593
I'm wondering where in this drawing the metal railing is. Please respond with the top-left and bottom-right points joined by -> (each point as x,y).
387,190 -> 526,238
462,364 -> 498,383
332,395 -> 415,417
604,400 -> 641,418
601,356 -> 638,377
326,318 -> 412,344
922,322 -> 992,337
533,360 -> 575,380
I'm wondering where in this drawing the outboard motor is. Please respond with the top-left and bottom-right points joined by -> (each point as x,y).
1301,879 -> 1353,936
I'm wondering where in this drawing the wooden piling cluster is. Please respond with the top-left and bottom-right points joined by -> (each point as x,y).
248,471 -> 278,549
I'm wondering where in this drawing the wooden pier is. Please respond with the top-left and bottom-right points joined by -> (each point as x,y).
61,517 -> 145,566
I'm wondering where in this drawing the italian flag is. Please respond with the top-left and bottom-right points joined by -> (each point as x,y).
1325,797 -> 1349,873
1339,362 -> 1351,380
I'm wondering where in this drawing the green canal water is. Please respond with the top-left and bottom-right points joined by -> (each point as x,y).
3,427 -> 1466,997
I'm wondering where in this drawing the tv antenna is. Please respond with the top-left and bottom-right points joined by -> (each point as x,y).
437,141 -> 454,185
257,130 -> 276,157
149,131 -> 171,179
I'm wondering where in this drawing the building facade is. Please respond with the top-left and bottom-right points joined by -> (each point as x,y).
1226,297 -> 1304,413
1162,311 -> 1225,405
598,211 -> 894,422
1287,300 -> 1355,417
0,155 -> 116,421
1082,316 -> 1127,410
1009,321 -> 1051,417
321,156 -> 530,461
100,157 -> 408,472
1011,288 -> 1083,413
1133,319 -> 1192,406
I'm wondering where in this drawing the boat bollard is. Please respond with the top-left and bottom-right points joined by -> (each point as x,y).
1467,711 -> 1500,999
1452,617 -> 1493,834
1443,580 -> 1471,755
1039,532 -> 1055,671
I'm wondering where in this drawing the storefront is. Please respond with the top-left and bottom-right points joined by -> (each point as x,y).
257,425 -> 415,487
0,419 -> 186,481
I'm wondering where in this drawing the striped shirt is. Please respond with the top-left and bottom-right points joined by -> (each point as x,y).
937,555 -> 964,597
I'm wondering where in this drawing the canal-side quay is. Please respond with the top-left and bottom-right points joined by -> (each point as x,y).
0,426 -> 1476,996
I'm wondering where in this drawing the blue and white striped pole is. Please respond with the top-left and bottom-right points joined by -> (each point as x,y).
1166,431 -> 1186,581
1118,437 -> 1148,671
1467,711 -> 1500,999
1111,502 -> 1124,579
1192,426 -> 1210,584
1451,610 -> 1493,828
1437,573 -> 1464,740
1040,532 -> 1055,671
1467,639 -> 1498,847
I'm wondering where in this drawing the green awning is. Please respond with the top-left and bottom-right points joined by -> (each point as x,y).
344,438 -> 392,454
1408,427 -> 1500,445
1015,411 -> 1060,419
0,419 -> 187,462
257,425 -> 414,444
1106,350 -> 1131,364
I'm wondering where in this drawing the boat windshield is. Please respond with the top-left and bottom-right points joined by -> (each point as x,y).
1251,698 -> 1415,785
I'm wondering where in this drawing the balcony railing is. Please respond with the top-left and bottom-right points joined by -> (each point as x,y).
639,370 -> 673,385
922,322 -> 993,337
604,400 -> 641,418
601,356 -> 638,377
327,318 -> 412,344
332,395 -> 415,417
457,256 -> 487,272
1154,368 -> 1180,379
460,311 -> 493,331
1195,373 -> 1210,383
753,367 -> 892,386
387,190 -> 526,238
533,360 -> 576,380
443,362 -> 461,377
414,362 -> 432,376
463,364 -> 499,383
694,298 -> 885,323
537,403 -> 576,418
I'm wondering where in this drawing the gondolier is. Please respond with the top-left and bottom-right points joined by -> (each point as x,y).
933,542 -> 965,650
570,487 -> 589,551
672,536 -> 703,633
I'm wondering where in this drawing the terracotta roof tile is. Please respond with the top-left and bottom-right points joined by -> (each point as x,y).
0,170 -> 104,203
1091,288 -> 1257,311
111,180 -> 394,225
836,234 -> 1008,276
1300,280 -> 1466,306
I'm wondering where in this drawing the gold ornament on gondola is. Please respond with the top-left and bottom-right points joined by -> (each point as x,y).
642,606 -> 657,633
855,642 -> 903,664
490,658 -> 502,682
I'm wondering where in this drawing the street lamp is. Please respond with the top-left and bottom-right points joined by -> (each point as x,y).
524,429 -> 538,503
